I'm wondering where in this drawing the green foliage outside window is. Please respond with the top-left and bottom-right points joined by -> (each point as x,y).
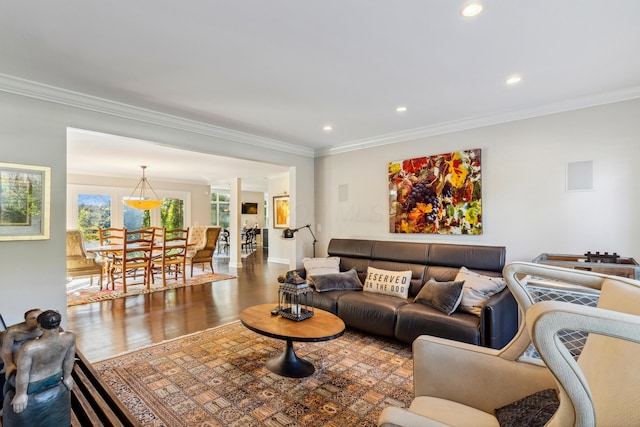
161,198 -> 184,229
77,194 -> 110,241
77,195 -> 185,241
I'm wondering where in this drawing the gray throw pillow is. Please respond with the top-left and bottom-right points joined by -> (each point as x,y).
303,256 -> 340,277
309,268 -> 363,292
494,389 -> 559,427
455,266 -> 506,316
414,278 -> 464,315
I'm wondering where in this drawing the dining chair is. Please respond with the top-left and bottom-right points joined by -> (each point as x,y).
241,227 -> 257,253
99,227 -> 125,246
217,228 -> 230,255
98,227 -> 125,289
152,227 -> 189,286
109,228 -> 156,293
66,230 -> 103,288
145,226 -> 166,261
186,226 -> 221,275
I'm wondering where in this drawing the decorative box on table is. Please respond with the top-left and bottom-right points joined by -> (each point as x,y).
278,281 -> 314,321
533,252 -> 640,280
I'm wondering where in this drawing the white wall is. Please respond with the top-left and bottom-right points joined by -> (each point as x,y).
315,99 -> 640,264
240,190 -> 265,245
0,90 -> 314,325
240,190 -> 264,229
267,173 -> 292,265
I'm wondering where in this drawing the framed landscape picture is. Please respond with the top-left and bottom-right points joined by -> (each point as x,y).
0,162 -> 51,241
273,195 -> 290,229
388,149 -> 482,235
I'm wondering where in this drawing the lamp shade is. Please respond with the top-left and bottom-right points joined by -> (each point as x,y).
282,228 -> 296,239
124,199 -> 163,210
124,165 -> 163,210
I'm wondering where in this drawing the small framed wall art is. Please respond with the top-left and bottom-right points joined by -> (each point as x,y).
273,195 -> 290,229
0,162 -> 51,241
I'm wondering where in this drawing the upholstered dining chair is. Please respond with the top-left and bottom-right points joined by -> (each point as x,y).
109,228 -> 156,293
66,230 -> 103,288
152,227 -> 189,286
378,261 -> 640,427
186,226 -> 221,275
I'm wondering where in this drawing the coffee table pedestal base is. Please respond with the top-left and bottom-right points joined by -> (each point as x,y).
266,339 -> 314,378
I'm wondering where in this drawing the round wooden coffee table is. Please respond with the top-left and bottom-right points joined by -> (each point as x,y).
240,304 -> 346,378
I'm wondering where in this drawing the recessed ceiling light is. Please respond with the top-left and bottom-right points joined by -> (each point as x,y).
323,124 -> 333,132
396,106 -> 408,113
506,74 -> 522,85
461,3 -> 483,17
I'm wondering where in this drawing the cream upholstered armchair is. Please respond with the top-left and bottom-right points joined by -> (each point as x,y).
186,226 -> 221,275
379,261 -> 640,427
66,230 -> 103,288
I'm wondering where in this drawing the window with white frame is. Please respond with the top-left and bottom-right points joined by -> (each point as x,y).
68,184 -> 190,243
210,191 -> 230,228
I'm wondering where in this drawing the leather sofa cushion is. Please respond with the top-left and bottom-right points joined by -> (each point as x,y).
425,266 -> 461,282
371,240 -> 429,264
337,292 -> 408,338
395,303 -> 481,344
313,290 -> 347,314
327,239 -> 375,259
428,243 -> 505,272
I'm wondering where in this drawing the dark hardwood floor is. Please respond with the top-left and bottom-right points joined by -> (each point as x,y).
66,249 -> 290,362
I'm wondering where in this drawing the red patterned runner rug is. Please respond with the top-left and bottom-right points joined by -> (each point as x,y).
94,321 -> 413,426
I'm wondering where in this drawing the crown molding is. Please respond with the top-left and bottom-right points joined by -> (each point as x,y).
3,73 -> 638,160
0,73 -> 315,158
316,86 -> 640,157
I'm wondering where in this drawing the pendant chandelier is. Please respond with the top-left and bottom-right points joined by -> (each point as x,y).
124,166 -> 163,210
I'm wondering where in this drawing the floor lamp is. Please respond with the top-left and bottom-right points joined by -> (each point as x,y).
281,224 -> 317,257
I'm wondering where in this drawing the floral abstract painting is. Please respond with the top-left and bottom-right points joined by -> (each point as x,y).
388,149 -> 482,234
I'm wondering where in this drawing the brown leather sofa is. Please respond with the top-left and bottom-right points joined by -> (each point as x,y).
287,238 -> 518,349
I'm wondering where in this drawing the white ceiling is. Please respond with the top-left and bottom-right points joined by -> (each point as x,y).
2,1 -> 640,185
66,128 -> 289,190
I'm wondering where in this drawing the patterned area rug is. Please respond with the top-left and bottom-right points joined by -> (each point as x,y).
94,321 -> 413,426
67,272 -> 236,306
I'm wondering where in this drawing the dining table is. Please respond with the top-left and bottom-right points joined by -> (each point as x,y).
86,240 -> 193,288
86,240 -> 193,255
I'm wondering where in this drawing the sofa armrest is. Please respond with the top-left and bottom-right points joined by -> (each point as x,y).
277,268 -> 306,283
480,287 -> 518,349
